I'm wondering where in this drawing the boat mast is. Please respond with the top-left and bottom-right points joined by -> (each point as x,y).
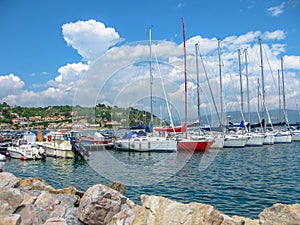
218,39 -> 223,128
182,17 -> 188,135
244,49 -> 250,124
149,27 -> 154,126
195,43 -> 201,132
238,49 -> 244,119
259,38 -> 267,131
281,58 -> 288,125
278,69 -> 281,122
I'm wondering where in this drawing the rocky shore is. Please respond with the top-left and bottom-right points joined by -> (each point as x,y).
0,171 -> 299,225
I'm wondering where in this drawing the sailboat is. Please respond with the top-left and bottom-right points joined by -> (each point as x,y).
115,27 -> 178,152
154,18 -> 214,151
195,43 -> 224,149
257,38 -> 275,145
273,58 -> 292,144
176,18 -> 214,151
214,41 -> 248,148
241,48 -> 265,147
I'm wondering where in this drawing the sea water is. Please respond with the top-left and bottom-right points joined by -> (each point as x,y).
1,142 -> 300,219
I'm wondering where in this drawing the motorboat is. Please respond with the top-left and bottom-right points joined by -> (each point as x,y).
7,139 -> 46,160
40,131 -> 76,158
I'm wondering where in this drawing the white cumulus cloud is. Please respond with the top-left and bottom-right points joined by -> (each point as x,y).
0,74 -> 24,99
62,19 -> 124,62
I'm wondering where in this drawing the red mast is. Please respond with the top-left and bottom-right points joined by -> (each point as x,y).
182,17 -> 188,136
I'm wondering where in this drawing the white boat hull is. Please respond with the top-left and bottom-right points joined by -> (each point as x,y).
263,132 -> 275,145
115,137 -> 177,152
40,141 -> 74,158
224,135 -> 249,148
7,144 -> 45,160
274,131 -> 292,144
209,135 -> 224,149
245,133 -> 265,146
291,131 -> 300,141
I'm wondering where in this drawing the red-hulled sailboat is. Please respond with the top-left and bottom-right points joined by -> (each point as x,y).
155,18 -> 214,151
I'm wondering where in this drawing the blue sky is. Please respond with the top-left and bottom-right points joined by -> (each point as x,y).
0,0 -> 300,117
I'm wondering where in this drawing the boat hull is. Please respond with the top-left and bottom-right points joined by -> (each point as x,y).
274,132 -> 292,144
263,132 -> 275,145
245,133 -> 265,146
115,138 -> 177,152
7,145 -> 46,160
208,135 -> 224,149
177,140 -> 213,151
43,145 -> 74,158
291,131 -> 300,141
223,135 -> 249,148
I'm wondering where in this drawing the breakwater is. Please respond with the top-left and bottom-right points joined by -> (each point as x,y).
0,171 -> 299,224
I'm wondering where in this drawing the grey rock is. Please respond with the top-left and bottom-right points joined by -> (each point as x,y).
0,172 -> 20,188
78,184 -> 132,225
0,187 -> 24,215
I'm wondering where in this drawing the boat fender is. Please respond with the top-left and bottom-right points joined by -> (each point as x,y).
20,155 -> 25,160
6,152 -> 10,157
47,135 -> 51,142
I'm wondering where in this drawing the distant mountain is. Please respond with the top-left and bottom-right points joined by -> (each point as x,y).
221,109 -> 300,125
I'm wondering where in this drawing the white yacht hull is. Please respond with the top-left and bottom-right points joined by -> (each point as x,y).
274,131 -> 292,144
7,144 -> 45,160
291,131 -> 300,141
115,137 -> 177,152
245,133 -> 265,146
224,135 -> 249,148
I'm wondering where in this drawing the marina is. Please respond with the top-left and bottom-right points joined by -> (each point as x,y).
1,140 -> 299,219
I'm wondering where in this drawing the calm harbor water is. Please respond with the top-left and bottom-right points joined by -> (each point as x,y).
1,142 -> 300,219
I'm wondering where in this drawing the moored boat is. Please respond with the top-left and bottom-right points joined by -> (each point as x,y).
177,136 -> 214,151
7,140 -> 46,160
245,132 -> 265,146
274,130 -> 292,144
223,134 -> 249,148
114,129 -> 177,152
39,131 -> 76,158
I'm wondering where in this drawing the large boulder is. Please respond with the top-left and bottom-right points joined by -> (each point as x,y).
78,184 -> 132,225
0,214 -> 21,225
15,191 -> 79,224
259,203 -> 300,225
0,172 -> 20,188
0,187 -> 24,215
132,195 -> 241,225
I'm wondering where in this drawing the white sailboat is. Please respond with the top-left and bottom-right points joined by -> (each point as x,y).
195,43 -> 225,149
258,38 -> 275,145
242,48 -> 264,147
115,27 -> 177,152
273,58 -> 292,144
215,40 -> 247,148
